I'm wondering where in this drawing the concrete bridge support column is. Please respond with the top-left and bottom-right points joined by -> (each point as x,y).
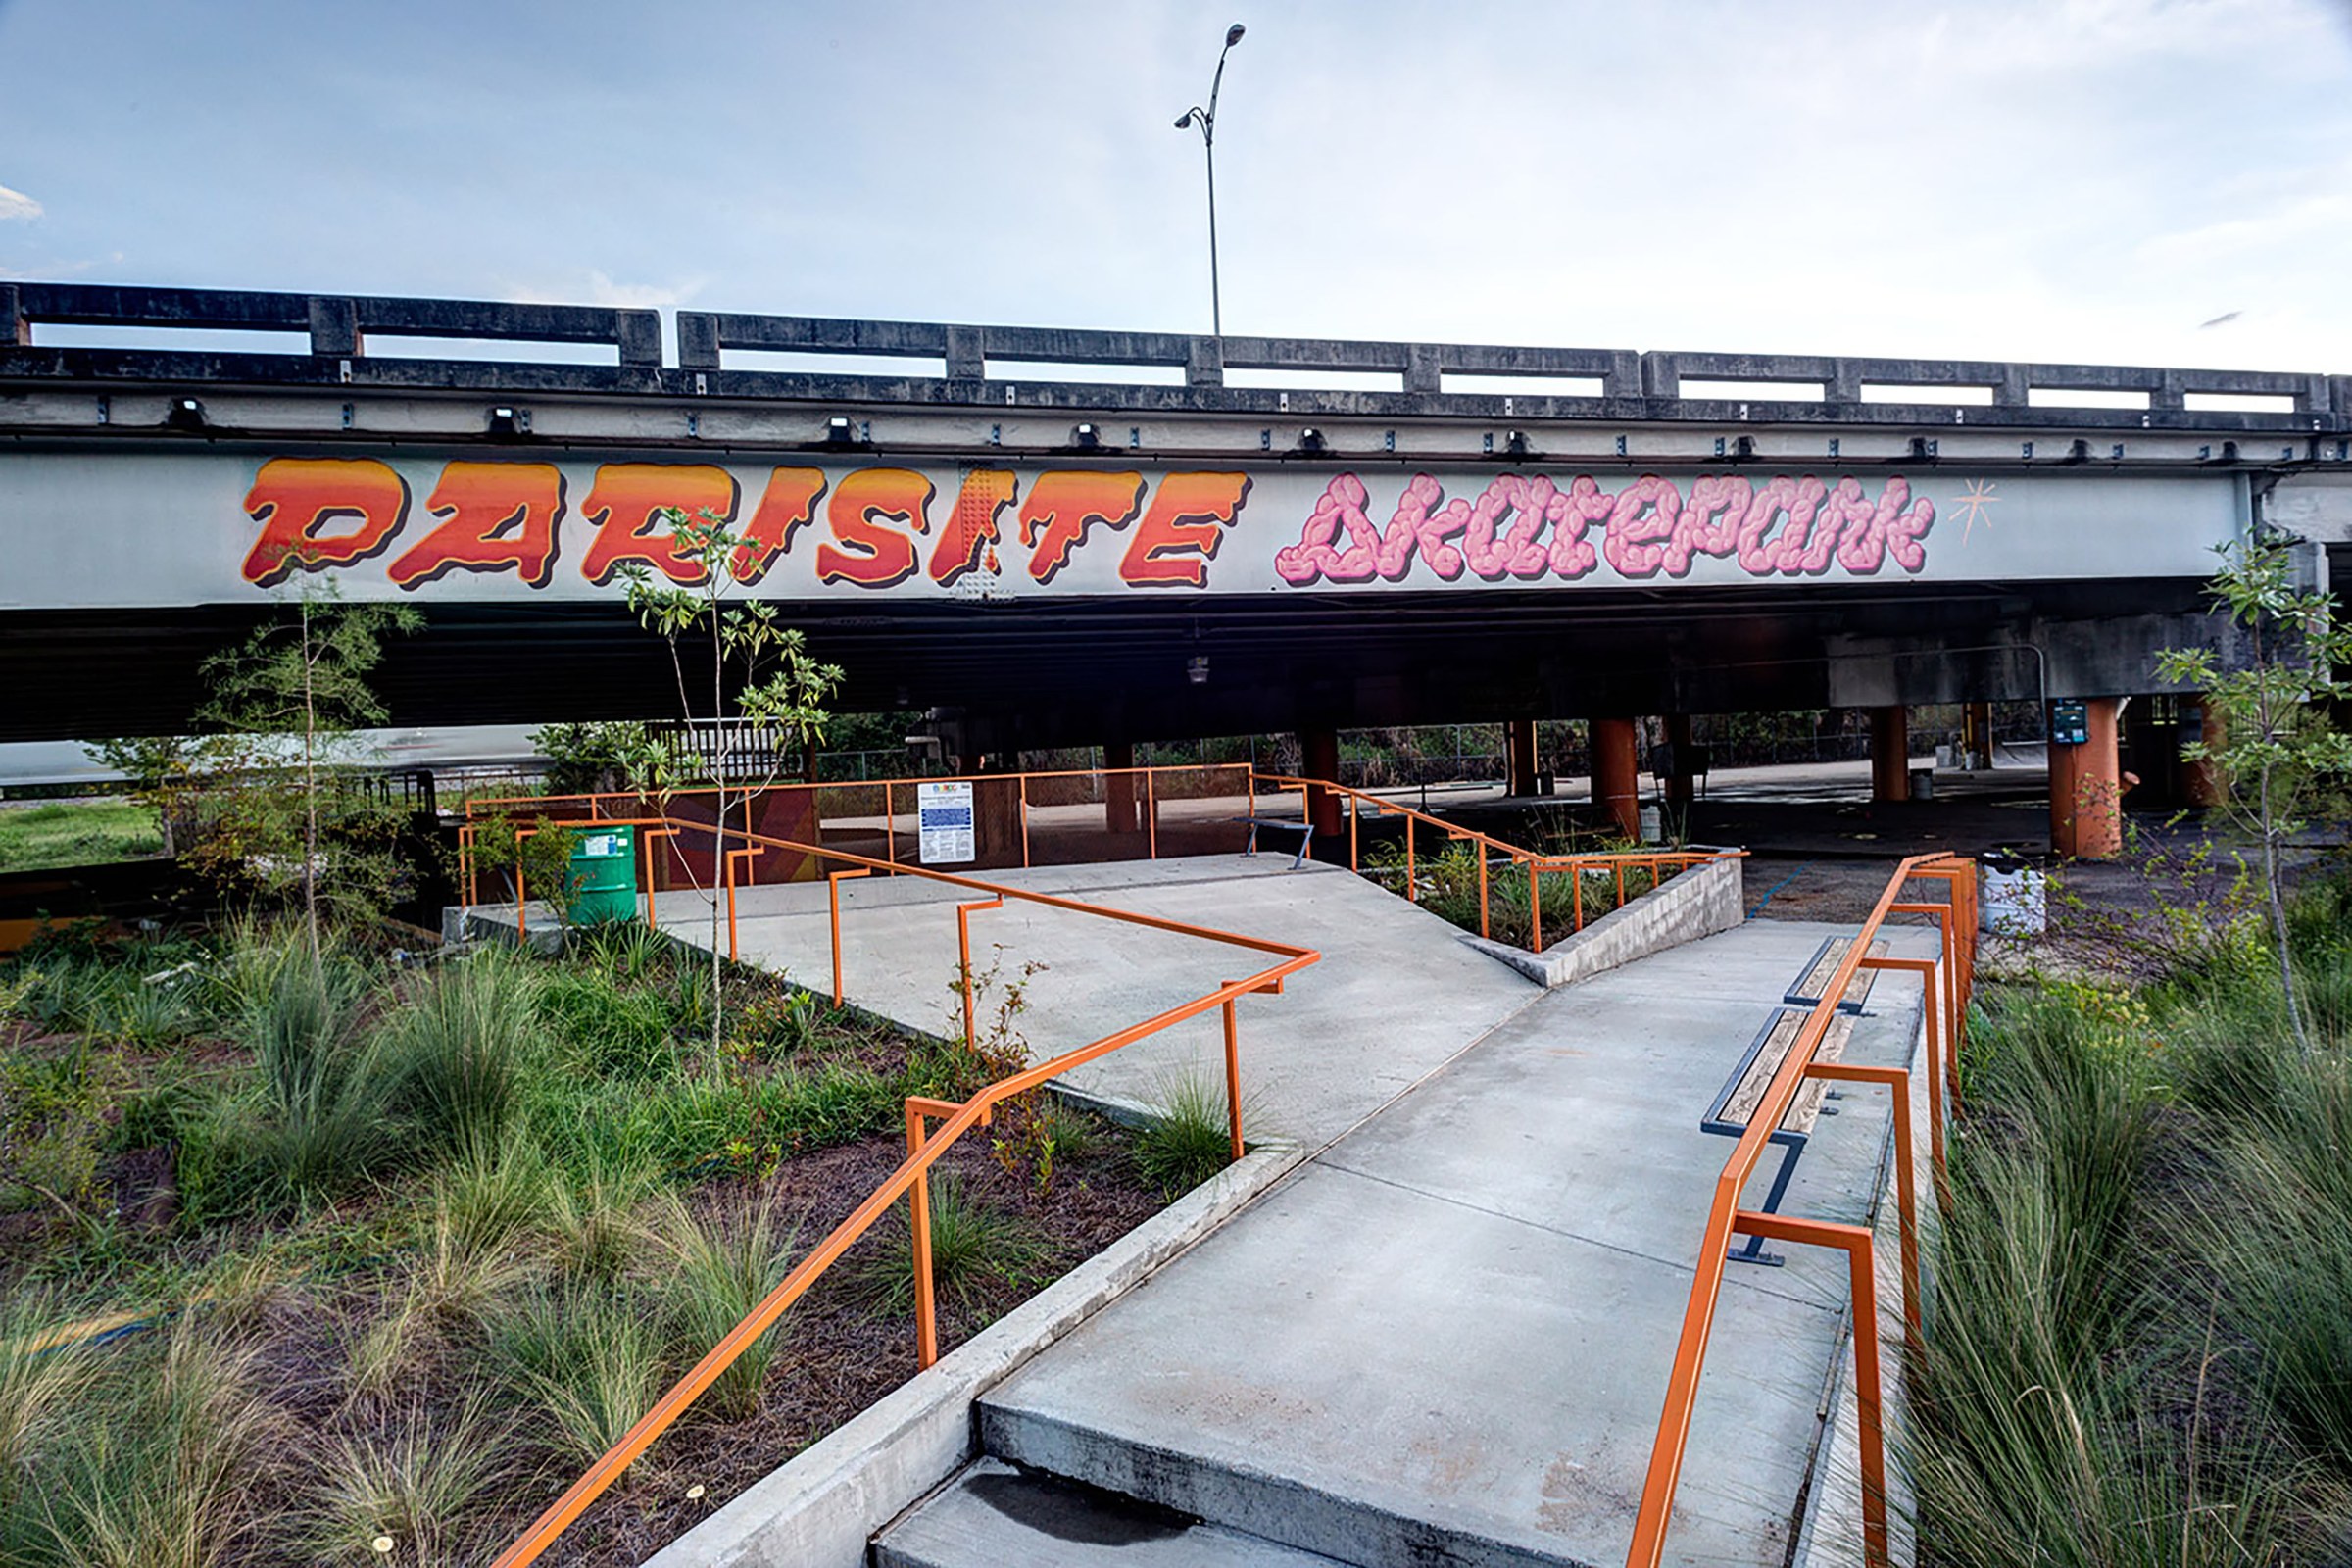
1301,727 -> 1344,842
1963,701 -> 1995,769
1503,720 -> 1540,798
1662,713 -> 1696,808
1103,740 -> 1138,834
2180,696 -> 2227,808
1869,706 -> 1911,803
1591,718 -> 1641,840
2049,698 -> 2125,859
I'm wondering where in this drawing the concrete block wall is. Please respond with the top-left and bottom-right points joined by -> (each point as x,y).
1460,853 -> 1745,988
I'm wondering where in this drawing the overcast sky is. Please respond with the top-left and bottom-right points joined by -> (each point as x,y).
2,0 -> 2350,373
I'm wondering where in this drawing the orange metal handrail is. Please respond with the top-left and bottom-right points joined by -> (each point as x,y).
1251,772 -> 1743,952
1624,853 -> 1975,1568
483,810 -> 1319,1568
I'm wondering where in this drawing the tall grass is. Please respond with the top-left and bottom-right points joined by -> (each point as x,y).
0,1287 -> 97,1561
234,944 -> 395,1202
1133,1073 -> 1237,1199
377,951 -> 550,1157
1911,879 -> 2352,1564
489,1284 -> 667,1466
300,1397 -> 514,1565
37,1321 -> 284,1568
652,1192 -> 798,1418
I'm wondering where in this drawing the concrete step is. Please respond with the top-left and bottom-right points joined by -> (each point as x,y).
973,1399 -> 1583,1568
874,1459 -> 1354,1568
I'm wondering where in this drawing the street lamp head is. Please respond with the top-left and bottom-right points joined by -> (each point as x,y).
1225,22 -> 1246,46
1174,109 -> 1198,129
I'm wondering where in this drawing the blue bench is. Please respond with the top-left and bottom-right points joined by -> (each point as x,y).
1232,815 -> 1313,870
1700,1005 -> 1855,1266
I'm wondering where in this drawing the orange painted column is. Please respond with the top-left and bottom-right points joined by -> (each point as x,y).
1103,740 -> 1138,834
1592,717 -> 1641,839
1301,727 -> 1343,840
2180,696 -> 2227,808
1869,706 -> 1911,803
2049,697 -> 2125,858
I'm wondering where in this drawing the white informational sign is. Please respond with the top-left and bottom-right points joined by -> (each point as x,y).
917,781 -> 975,865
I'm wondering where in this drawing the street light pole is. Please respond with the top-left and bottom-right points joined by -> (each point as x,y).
1175,22 -> 1245,342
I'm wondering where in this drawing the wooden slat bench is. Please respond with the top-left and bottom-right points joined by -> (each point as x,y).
1700,1006 -> 1857,1265
1783,935 -> 1888,1014
1233,816 -> 1313,870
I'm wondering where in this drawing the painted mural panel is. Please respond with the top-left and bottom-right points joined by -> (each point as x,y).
0,451 -> 2245,609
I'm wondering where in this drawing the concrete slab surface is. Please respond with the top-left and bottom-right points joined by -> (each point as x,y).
976,918 -> 1936,1568
875,1459 -> 1350,1568
654,856 -> 1542,1146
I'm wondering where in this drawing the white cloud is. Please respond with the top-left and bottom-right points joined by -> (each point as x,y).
504,270 -> 706,311
0,184 -> 43,221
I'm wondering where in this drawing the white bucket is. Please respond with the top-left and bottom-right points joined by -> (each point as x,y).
1981,861 -> 2047,936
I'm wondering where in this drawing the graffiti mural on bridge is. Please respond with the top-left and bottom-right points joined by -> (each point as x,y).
0,450 -> 2242,610
1270,471 -> 1934,585
234,457 -> 1937,597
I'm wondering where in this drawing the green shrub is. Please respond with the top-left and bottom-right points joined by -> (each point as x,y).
0,1047 -> 124,1216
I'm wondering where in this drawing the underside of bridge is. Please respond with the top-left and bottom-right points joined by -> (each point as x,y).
0,576 -> 2208,750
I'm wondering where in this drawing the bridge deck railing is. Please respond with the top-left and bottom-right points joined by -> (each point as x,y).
6,278 -> 2342,429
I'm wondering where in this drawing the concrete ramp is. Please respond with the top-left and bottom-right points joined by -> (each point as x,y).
871,919 -> 1936,1568
656,856 -> 1541,1145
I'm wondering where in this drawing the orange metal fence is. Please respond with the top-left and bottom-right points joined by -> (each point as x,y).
460,761 -> 1260,879
480,809 -> 1319,1568
1250,771 -> 1743,949
459,767 -> 1728,954
1624,853 -> 1977,1568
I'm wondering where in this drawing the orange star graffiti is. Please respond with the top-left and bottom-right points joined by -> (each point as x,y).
1949,477 -> 1999,544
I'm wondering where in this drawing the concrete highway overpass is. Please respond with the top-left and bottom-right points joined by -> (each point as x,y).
7,280 -> 2352,850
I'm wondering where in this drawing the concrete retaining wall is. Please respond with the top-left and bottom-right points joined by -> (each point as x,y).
642,1144 -> 1307,1568
1458,853 -> 1744,988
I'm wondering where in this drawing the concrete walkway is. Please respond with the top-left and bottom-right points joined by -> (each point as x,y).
882,916 -> 1936,1568
651,855 -> 1541,1146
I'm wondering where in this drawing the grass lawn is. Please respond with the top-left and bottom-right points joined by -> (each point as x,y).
1913,870 -> 2352,1562
0,799 -> 163,872
0,916 -> 1229,1566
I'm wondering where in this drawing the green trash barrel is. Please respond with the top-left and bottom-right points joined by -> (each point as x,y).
567,826 -> 638,925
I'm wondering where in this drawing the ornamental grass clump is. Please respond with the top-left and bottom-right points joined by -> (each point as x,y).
1910,881 -> 2352,1565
